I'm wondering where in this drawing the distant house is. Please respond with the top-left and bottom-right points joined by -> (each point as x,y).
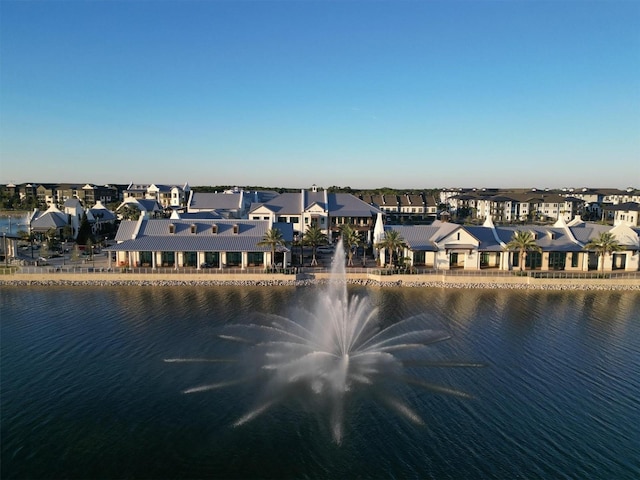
88,200 -> 118,236
606,202 -> 640,227
30,205 -> 69,238
105,218 -> 294,269
115,197 -> 163,219
249,186 -> 384,243
123,182 -> 190,210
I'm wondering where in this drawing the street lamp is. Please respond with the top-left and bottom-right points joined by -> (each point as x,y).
3,232 -> 7,267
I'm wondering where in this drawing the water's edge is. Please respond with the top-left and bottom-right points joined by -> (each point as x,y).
1,277 -> 638,290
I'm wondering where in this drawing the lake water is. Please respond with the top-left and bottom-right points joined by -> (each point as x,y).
0,214 -> 30,236
1,285 -> 639,479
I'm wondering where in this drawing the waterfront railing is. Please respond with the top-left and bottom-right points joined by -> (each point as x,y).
3,265 -> 640,280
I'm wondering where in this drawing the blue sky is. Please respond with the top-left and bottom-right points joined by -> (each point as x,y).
1,0 -> 638,189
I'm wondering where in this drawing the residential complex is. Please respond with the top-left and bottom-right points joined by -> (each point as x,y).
2,182 -> 639,273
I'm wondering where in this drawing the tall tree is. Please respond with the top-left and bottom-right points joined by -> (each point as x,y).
341,224 -> 361,266
303,225 -> 328,266
257,228 -> 286,267
584,231 -> 623,274
76,212 -> 94,246
505,230 -> 541,272
375,229 -> 406,268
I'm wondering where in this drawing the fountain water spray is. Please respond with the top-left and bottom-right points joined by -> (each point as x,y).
165,239 -> 483,444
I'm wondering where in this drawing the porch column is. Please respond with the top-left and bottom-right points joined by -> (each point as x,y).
241,251 -> 248,269
152,252 -> 157,269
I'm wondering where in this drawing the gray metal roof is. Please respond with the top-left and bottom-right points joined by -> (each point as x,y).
465,226 -> 504,251
189,192 -> 243,210
387,225 -> 440,250
108,219 -> 293,252
249,191 -> 383,217
495,226 -> 582,251
114,220 -> 137,241
89,207 -> 117,222
31,211 -> 68,230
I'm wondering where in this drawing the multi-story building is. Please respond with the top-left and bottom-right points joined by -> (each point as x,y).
249,185 -> 384,244
124,183 -> 191,210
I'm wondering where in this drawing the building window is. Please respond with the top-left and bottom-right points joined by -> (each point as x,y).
548,252 -> 566,270
233,224 -> 239,234
190,224 -> 196,234
211,225 -> 218,234
247,252 -> 264,266
525,251 -> 542,269
169,224 -> 175,234
612,253 -> 626,270
571,252 -> 579,268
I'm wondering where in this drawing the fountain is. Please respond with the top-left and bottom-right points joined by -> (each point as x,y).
166,240 -> 482,444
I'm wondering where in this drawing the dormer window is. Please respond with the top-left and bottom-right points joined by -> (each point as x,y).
190,224 -> 197,234
233,224 -> 239,234
169,224 -> 175,234
211,224 -> 218,234
548,231 -> 555,240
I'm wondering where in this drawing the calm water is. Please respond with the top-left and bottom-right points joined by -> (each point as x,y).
0,214 -> 30,236
1,286 -> 639,479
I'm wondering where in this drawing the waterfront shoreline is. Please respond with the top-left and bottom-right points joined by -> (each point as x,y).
1,278 -> 638,290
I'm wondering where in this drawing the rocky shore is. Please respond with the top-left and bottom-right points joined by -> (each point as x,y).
1,278 -> 638,291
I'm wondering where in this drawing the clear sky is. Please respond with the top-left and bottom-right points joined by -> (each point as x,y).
1,0 -> 638,190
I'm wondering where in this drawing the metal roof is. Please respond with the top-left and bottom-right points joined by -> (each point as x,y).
189,192 -> 243,210
108,219 -> 293,252
249,191 -> 383,217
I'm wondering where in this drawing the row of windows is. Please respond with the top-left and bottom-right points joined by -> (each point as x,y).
137,251 -> 265,267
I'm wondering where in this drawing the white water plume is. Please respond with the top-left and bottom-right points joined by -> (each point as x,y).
168,239 -> 483,444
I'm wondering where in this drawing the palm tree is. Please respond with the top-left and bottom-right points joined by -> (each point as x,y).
303,225 -> 328,266
257,228 -> 286,267
375,229 -> 405,268
341,224 -> 361,266
505,230 -> 541,272
584,231 -> 623,274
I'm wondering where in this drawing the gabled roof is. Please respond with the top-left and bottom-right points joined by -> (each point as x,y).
88,206 -> 117,222
117,197 -> 162,212
465,226 -> 504,251
496,226 -> 583,251
108,219 -> 294,253
328,193 -> 383,217
31,206 -> 68,231
63,198 -> 84,209
249,191 -> 383,217
386,225 -> 439,250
